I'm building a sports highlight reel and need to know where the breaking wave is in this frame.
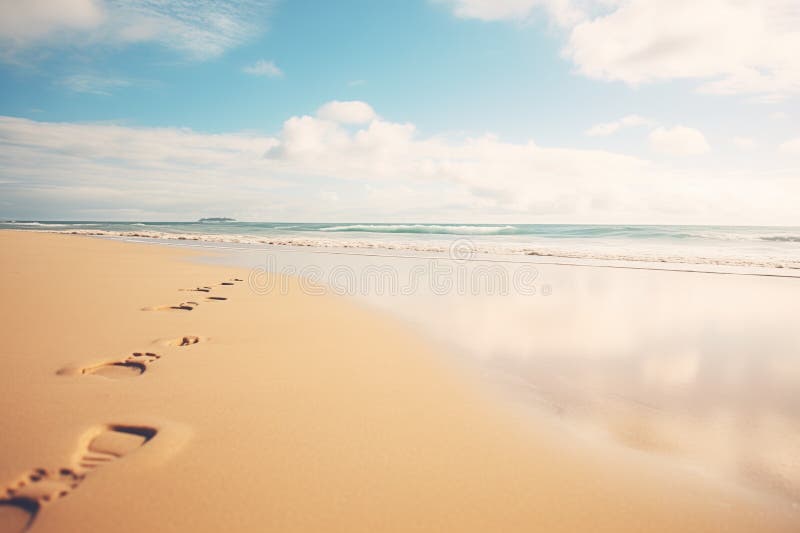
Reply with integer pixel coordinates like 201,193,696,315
319,224,519,235
49,228,800,271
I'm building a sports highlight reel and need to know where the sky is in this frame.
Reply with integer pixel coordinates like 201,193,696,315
0,0,798,224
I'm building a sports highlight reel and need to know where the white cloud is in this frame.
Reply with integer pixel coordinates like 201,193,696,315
0,115,284,219
441,0,800,100
566,1,797,98
0,0,104,42
779,138,800,154
733,137,757,151
648,126,710,156
435,0,587,27
587,117,714,157
0,102,797,223
243,60,283,78
585,114,652,136
568,0,800,100
316,101,377,125
0,0,268,60
58,74,131,95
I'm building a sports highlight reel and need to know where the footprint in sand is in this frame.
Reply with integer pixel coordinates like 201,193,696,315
58,352,161,379
205,296,227,301
219,278,243,286
163,335,201,347
0,425,157,533
59,336,204,379
180,286,212,293
142,301,199,312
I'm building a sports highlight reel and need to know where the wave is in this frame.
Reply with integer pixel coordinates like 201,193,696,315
7,221,800,243
317,225,800,242
759,235,800,242
52,229,800,271
680,231,800,243
1,221,67,226
319,224,519,235
0,222,98,227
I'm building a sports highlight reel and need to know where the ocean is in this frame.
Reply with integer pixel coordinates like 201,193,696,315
3,221,799,272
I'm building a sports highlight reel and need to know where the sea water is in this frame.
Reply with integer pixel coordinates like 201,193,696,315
3,221,800,271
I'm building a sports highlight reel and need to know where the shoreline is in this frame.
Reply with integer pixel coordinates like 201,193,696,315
0,230,798,532
5,221,800,273
33,230,800,280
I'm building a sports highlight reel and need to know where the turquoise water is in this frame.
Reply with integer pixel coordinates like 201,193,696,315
3,221,799,270
3,220,800,239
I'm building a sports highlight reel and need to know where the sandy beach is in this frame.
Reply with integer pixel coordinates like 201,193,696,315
0,230,798,533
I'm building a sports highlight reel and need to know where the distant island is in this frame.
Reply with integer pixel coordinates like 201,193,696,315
198,217,236,223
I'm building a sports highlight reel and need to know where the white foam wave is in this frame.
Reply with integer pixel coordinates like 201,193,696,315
55,229,800,271
759,235,800,243
684,230,800,243
319,224,518,235
1,222,98,227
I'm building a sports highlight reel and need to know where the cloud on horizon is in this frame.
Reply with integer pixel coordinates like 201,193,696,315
648,126,711,156
1,102,797,224
779,138,800,155
316,101,377,124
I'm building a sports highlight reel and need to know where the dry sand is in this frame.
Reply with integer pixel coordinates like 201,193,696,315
0,230,797,532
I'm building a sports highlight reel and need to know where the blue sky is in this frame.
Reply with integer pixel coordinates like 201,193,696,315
0,0,798,223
